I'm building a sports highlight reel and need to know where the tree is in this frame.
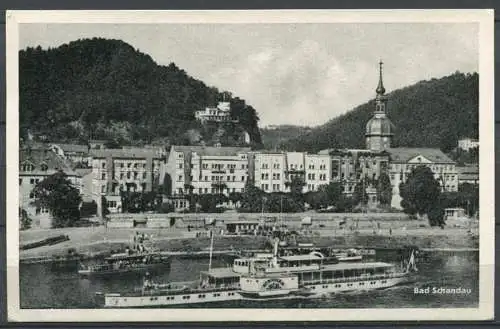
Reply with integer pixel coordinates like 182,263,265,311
198,194,226,213
101,196,110,217
286,175,306,196
304,190,328,210
458,183,479,217
323,182,343,206
399,165,442,224
32,171,82,228
427,204,446,227
335,196,355,213
156,202,174,213
228,191,243,207
377,172,393,206
238,181,266,213
352,179,368,206
161,174,172,196
19,207,32,230
80,201,98,218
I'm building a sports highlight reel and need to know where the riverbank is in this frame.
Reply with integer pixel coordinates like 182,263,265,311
20,221,478,262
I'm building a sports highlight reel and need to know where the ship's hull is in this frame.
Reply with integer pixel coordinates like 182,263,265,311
103,289,241,307
102,275,409,308
79,261,170,278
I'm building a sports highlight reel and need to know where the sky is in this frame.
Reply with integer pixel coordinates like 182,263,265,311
19,23,478,127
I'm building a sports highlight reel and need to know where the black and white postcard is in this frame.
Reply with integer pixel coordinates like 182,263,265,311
5,9,495,322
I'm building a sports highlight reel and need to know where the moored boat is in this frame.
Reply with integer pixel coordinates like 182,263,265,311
79,233,170,278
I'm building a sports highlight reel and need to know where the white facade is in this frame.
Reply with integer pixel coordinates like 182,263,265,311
90,149,163,215
253,152,331,193
458,138,479,151
195,102,233,123
389,153,458,209
304,154,331,192
191,151,249,195
254,153,287,193
166,146,251,197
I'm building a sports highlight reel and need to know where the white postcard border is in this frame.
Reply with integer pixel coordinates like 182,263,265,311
5,9,495,322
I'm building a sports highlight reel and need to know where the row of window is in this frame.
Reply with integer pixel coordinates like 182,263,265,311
260,173,282,180
175,187,243,195
101,182,148,194
21,163,48,172
100,162,152,169
20,178,40,185
198,163,247,170
391,163,455,172
178,175,247,182
260,163,282,170
100,172,149,180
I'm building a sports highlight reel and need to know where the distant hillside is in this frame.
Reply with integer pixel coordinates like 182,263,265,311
19,38,263,148
281,72,478,153
260,125,313,150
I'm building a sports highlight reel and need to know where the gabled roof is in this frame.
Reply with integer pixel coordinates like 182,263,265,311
171,145,251,157
387,148,455,164
19,148,79,176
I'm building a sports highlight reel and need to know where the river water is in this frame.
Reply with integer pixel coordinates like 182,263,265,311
20,251,479,309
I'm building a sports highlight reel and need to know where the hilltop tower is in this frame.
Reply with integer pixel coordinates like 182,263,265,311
365,61,395,151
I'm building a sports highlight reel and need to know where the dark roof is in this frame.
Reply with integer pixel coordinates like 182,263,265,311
90,148,163,159
318,148,388,156
74,168,93,177
171,145,251,157
19,148,79,176
51,143,88,153
365,116,395,136
387,148,455,164
26,142,88,154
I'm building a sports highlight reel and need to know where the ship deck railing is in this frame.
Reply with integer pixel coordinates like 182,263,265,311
134,283,241,296
299,272,407,285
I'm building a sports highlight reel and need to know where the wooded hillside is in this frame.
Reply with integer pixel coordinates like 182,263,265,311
19,38,263,148
281,72,478,153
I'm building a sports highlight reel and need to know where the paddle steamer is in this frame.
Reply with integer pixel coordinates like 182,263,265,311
100,238,417,307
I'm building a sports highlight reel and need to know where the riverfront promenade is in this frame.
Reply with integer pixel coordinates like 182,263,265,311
19,214,479,260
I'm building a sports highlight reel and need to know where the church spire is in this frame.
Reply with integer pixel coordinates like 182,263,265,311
376,60,386,95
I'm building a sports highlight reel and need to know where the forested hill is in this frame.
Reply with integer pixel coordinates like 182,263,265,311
260,125,313,150
19,38,263,148
281,72,478,153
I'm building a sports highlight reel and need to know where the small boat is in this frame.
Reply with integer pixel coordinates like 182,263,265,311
79,233,170,278
79,252,170,278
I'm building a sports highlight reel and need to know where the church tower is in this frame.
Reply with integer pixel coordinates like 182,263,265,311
365,61,395,151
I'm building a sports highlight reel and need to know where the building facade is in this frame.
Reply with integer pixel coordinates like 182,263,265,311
252,151,331,193
458,138,479,151
90,148,164,214
388,148,458,208
165,146,252,206
253,152,287,193
195,101,235,123
456,165,479,186
19,146,82,228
